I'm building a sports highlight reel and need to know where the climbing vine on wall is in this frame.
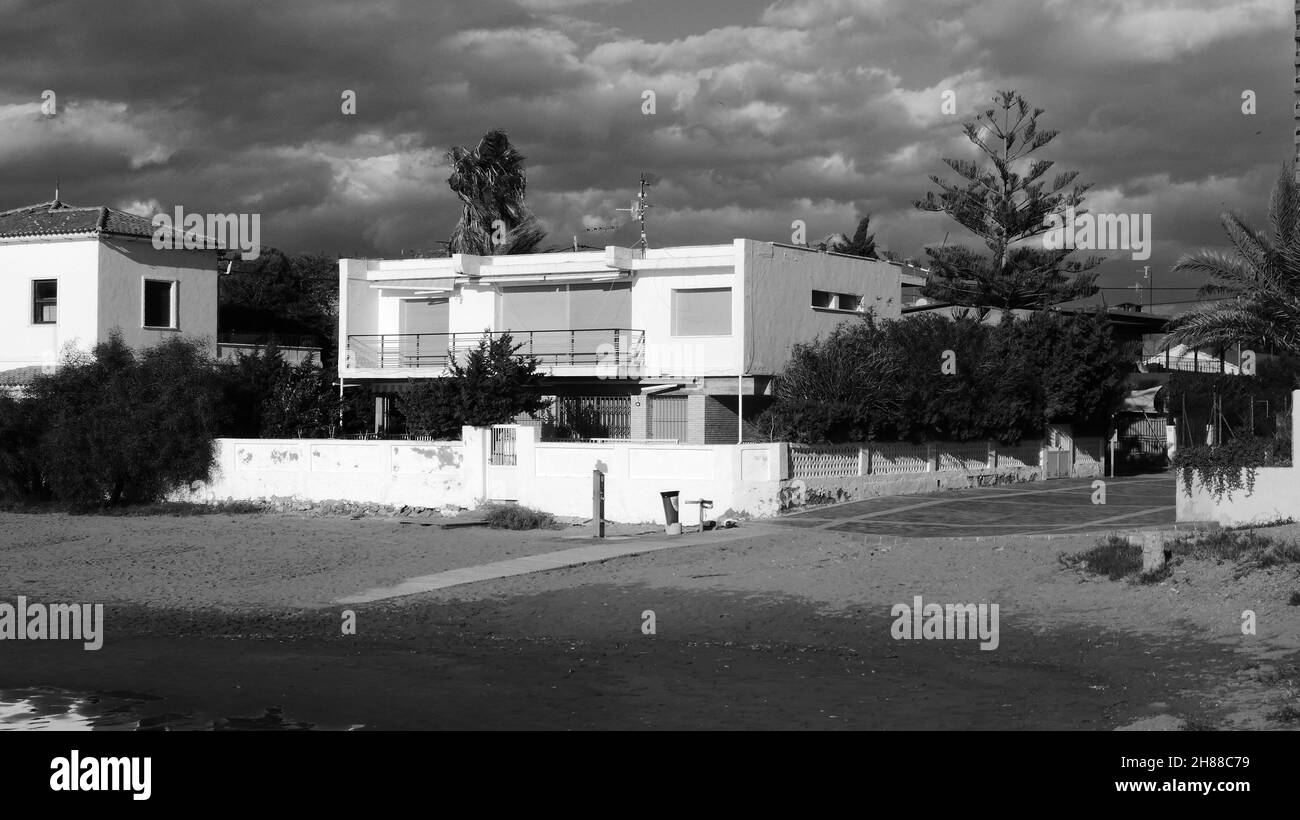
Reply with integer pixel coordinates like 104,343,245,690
1171,437,1273,501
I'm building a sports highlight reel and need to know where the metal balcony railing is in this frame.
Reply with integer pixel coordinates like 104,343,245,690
345,329,645,371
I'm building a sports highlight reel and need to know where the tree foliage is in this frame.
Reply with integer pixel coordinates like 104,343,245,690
219,247,338,358
396,332,551,438
915,90,1100,309
19,332,222,505
815,215,877,257
756,310,1126,444
1164,163,1300,357
446,130,546,255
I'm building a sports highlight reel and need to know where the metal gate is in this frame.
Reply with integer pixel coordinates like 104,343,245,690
487,425,519,500
1114,414,1169,473
650,395,688,442
549,396,631,439
1043,450,1071,479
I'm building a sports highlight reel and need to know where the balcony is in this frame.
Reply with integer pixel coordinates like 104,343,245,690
345,328,645,376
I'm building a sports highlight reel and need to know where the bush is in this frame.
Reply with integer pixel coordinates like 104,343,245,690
0,393,46,500
480,502,556,530
1061,535,1142,580
396,332,550,436
1167,529,1300,577
20,331,221,505
217,348,354,438
755,310,1125,444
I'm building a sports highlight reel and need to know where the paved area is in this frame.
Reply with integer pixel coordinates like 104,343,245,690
336,475,1175,602
770,474,1176,538
333,523,771,604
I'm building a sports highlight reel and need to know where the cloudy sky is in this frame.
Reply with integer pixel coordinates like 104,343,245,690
0,0,1292,305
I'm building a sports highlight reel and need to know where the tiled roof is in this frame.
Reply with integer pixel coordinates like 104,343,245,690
0,200,218,246
0,365,52,387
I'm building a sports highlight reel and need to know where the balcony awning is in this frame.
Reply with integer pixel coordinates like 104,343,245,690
370,277,458,292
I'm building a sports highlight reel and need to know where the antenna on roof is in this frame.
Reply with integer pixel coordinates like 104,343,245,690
616,173,657,251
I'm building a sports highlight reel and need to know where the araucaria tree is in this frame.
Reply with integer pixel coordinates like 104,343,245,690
915,90,1100,310
446,130,546,255
1163,163,1300,356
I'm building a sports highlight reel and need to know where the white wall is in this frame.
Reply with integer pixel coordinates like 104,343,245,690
337,242,916,384
1176,467,1300,526
181,439,470,509
632,266,740,378
743,241,906,375
96,240,218,356
0,238,100,370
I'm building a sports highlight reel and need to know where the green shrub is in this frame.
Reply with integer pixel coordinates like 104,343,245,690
396,332,550,437
1168,529,1300,577
0,393,46,501
1136,564,1173,585
24,331,221,505
1060,535,1142,580
1167,529,1279,562
756,310,1124,444
480,503,556,530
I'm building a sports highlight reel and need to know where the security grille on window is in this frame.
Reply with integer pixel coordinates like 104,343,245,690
32,280,57,324
671,287,732,336
143,280,176,329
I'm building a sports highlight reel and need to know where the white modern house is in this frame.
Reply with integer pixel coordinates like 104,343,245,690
339,239,924,443
0,199,220,394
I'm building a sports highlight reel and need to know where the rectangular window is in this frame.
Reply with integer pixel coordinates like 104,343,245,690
812,289,861,312
496,283,631,331
32,280,57,324
143,279,176,329
672,287,732,336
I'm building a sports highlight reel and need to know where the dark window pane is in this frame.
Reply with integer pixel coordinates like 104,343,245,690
144,280,174,328
32,280,57,324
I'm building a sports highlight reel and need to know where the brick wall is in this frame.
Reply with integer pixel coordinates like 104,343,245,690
685,393,769,444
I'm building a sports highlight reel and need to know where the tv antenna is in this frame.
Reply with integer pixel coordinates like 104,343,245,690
616,173,657,250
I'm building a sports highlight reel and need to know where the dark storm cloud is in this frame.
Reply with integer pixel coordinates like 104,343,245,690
0,0,1290,299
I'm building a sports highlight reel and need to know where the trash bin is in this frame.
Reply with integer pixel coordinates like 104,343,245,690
660,490,681,535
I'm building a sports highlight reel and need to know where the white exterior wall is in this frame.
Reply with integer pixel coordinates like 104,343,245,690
181,438,472,509
96,240,218,355
1176,467,1299,526
743,241,913,375
337,241,919,383
0,236,218,371
632,265,740,378
0,238,100,370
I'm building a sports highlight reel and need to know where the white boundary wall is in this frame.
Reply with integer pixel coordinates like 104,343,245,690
1175,390,1300,527
1175,467,1298,527
181,426,1095,523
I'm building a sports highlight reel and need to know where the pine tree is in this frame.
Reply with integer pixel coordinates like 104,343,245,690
915,90,1100,310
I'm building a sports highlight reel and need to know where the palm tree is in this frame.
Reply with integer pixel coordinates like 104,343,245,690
1164,163,1300,356
445,130,546,255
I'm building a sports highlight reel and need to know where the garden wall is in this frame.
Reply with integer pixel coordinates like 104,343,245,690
180,428,1096,523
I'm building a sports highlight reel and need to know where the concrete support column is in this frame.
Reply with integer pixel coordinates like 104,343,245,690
629,393,651,440
686,392,707,445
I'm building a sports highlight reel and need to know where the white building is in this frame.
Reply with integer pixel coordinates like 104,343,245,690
339,239,924,443
0,199,220,393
